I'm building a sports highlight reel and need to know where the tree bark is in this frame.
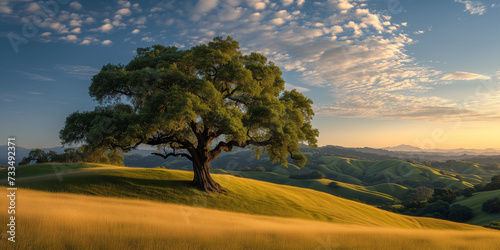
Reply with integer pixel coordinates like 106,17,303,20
192,158,224,193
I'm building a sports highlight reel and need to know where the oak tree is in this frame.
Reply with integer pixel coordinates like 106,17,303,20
60,37,318,192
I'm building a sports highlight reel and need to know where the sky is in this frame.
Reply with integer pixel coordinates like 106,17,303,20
1,0,500,150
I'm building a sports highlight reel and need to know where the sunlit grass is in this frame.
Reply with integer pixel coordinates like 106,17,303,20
1,189,499,249
0,163,486,229
454,189,500,225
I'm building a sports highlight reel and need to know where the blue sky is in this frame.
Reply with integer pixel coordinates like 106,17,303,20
1,0,500,149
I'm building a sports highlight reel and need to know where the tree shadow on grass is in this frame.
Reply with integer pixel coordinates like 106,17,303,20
16,173,208,205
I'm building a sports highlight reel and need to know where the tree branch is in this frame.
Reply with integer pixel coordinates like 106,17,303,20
151,152,193,161
209,137,272,160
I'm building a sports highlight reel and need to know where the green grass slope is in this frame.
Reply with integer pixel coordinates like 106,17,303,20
454,189,500,225
233,171,401,204
0,163,488,230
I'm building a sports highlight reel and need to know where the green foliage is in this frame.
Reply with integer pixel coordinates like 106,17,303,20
241,166,266,172
482,198,500,213
328,181,340,188
492,175,500,183
448,204,474,222
60,37,319,190
418,200,450,219
430,188,456,203
289,170,325,179
483,221,500,230
20,148,49,165
406,186,434,202
484,175,500,191
19,147,123,166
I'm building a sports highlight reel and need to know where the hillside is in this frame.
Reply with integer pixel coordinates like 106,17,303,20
0,163,490,229
1,189,499,249
454,189,500,225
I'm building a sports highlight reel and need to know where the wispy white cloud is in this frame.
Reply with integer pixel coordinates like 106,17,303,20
15,70,55,81
28,91,42,95
285,83,310,92
141,37,155,42
441,72,490,80
54,65,99,80
455,0,487,15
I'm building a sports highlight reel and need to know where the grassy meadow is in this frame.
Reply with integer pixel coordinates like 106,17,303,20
0,163,487,228
1,163,499,249
1,188,499,249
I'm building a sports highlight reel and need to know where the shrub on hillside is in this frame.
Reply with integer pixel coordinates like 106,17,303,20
429,188,456,203
448,204,474,222
482,198,500,213
289,170,325,180
483,221,500,230
474,183,486,192
406,186,434,202
328,181,340,188
484,175,500,191
417,200,450,219
254,166,266,172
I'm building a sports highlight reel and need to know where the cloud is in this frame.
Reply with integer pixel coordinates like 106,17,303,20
49,22,69,33
85,17,95,23
28,91,42,95
55,65,99,80
0,1,12,14
101,40,113,45
118,0,131,8
15,70,55,81
194,0,218,13
131,29,140,34
26,2,41,13
254,2,266,10
441,72,490,80
70,19,82,27
93,23,113,32
80,39,91,45
281,0,294,7
285,83,310,92
61,34,78,42
330,0,354,10
270,18,285,25
70,1,82,10
70,27,81,33
133,16,147,25
117,8,131,16
297,0,305,7
141,37,155,42
455,0,487,15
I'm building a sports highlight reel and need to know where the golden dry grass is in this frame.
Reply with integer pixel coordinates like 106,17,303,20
1,188,499,249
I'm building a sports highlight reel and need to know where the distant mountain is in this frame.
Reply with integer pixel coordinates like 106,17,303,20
383,144,423,152
382,144,500,156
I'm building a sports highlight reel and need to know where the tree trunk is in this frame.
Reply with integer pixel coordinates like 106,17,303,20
192,160,224,193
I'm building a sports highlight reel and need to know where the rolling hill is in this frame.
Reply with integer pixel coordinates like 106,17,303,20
1,163,499,249
454,189,500,225
2,188,500,249
0,163,491,229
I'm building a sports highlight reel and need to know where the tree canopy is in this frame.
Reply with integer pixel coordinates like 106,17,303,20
60,36,318,192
